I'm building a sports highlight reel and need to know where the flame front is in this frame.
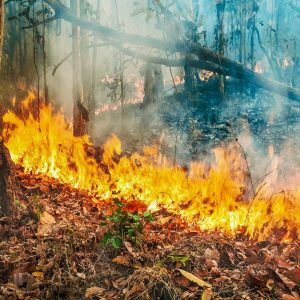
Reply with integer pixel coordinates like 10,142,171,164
2,93,300,242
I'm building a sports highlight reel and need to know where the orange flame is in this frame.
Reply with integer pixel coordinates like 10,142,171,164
95,79,144,115
255,61,263,74
2,93,300,242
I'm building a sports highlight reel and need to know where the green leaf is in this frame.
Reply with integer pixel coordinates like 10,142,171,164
113,215,120,223
144,211,154,222
101,232,112,245
113,198,124,207
127,228,136,238
100,221,108,226
132,214,140,221
111,237,122,249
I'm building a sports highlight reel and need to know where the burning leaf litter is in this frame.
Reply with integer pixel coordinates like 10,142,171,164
0,173,299,299
2,92,300,242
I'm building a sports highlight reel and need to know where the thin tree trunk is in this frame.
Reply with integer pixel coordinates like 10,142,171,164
90,0,101,137
71,0,85,136
216,0,226,97
0,0,4,66
80,0,91,133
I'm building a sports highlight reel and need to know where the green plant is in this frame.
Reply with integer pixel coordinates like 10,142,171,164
100,198,154,249
167,254,189,266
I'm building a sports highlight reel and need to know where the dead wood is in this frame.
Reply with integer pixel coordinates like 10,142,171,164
0,140,16,216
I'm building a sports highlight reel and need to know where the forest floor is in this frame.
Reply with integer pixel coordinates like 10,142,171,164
0,168,300,300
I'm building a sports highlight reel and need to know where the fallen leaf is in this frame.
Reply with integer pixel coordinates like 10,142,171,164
269,268,296,290
202,288,213,300
159,216,171,225
112,255,130,266
178,269,212,288
85,286,105,299
39,183,49,193
285,268,300,285
175,276,190,288
181,291,195,299
0,217,11,224
40,211,56,225
219,251,235,268
275,257,294,271
266,279,274,291
77,272,86,279
124,283,145,299
282,294,298,300
32,271,44,278
37,211,57,237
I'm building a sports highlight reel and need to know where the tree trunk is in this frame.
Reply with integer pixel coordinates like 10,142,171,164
0,0,4,66
71,0,85,136
0,141,16,216
80,0,91,132
90,0,101,138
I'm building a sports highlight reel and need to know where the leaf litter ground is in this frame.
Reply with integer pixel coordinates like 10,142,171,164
0,169,299,300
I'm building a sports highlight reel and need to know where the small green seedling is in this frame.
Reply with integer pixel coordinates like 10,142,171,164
100,198,154,249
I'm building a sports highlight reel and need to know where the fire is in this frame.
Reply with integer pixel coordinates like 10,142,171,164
95,79,144,115
174,75,184,85
255,61,263,74
2,93,300,242
200,70,215,81
282,56,290,69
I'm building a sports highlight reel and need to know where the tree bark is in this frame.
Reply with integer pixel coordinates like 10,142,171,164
0,0,4,66
70,0,85,136
0,141,16,216
90,0,101,137
80,0,91,129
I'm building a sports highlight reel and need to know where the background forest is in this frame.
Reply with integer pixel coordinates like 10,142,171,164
1,0,300,168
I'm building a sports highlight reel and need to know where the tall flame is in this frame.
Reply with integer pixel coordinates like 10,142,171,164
2,93,300,242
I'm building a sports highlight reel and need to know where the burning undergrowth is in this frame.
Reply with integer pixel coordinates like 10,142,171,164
1,92,300,243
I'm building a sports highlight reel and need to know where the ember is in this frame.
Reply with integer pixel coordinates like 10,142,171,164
2,93,300,242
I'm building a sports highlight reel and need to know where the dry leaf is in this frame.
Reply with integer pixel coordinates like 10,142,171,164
85,286,105,299
285,268,300,285
282,295,298,300
202,288,213,300
32,271,44,278
112,255,130,266
40,211,56,225
175,276,190,288
124,241,138,257
266,279,274,291
275,257,294,271
77,272,86,279
124,283,144,299
37,211,57,237
178,269,212,288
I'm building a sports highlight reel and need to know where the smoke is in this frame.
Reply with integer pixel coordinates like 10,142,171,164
3,0,300,195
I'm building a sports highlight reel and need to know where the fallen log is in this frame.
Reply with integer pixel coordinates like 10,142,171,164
0,140,15,216
43,0,300,101
117,44,300,100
